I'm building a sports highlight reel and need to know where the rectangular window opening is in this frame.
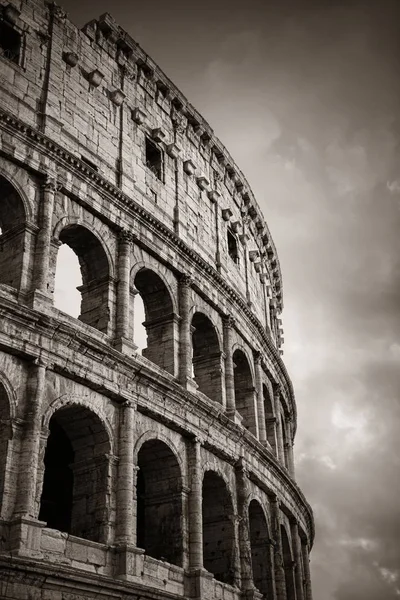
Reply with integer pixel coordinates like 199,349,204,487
228,229,239,264
0,21,22,65
145,138,163,181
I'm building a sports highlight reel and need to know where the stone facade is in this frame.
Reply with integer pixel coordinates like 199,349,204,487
0,1,314,599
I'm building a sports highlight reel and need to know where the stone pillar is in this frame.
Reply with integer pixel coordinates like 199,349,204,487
274,387,285,465
235,461,253,591
115,400,136,545
179,274,195,389
253,351,267,444
270,496,286,600
114,231,137,355
291,522,305,600
188,437,203,571
223,315,236,414
14,359,47,517
286,418,295,478
32,176,57,295
302,541,313,600
268,540,278,600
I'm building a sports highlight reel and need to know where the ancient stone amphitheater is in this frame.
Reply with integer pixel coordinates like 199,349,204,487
0,1,314,599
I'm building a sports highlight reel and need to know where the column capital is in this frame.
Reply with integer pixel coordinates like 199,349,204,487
118,229,135,245
223,314,235,329
179,273,192,288
41,174,61,193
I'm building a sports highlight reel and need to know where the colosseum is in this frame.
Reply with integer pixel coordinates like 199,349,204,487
0,1,314,599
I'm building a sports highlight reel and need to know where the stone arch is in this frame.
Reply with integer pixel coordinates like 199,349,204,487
248,499,274,597
133,429,184,477
0,377,14,516
202,470,235,585
0,174,28,290
136,437,183,566
232,348,257,435
191,311,223,404
281,524,296,600
130,260,178,314
133,266,177,374
52,220,113,334
38,403,112,543
263,383,277,454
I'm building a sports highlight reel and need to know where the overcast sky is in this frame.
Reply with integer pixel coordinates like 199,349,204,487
58,1,400,597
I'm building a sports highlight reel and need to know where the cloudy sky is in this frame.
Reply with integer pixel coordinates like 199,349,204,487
59,1,400,597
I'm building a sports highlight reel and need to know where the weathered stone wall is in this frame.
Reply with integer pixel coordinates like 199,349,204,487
0,0,313,599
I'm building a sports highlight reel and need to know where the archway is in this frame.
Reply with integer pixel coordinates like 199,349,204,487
39,404,111,543
192,312,223,403
233,350,257,434
248,499,273,597
0,176,27,290
134,268,176,375
281,525,296,600
136,439,183,565
202,471,235,584
54,225,111,334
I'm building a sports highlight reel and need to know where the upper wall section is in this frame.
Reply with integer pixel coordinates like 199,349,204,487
0,0,284,349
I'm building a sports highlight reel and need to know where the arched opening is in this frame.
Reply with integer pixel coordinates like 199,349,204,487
54,244,82,318
248,500,273,597
263,384,277,455
202,471,235,585
192,312,223,403
281,525,296,600
0,382,12,515
136,439,183,566
0,176,26,290
233,350,257,435
134,268,176,374
39,405,111,543
54,225,111,334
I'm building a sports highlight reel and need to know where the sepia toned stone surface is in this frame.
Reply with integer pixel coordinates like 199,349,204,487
0,0,313,598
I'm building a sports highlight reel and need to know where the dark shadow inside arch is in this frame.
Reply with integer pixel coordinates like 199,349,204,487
202,471,235,585
55,225,111,334
263,384,277,455
281,525,296,600
192,312,223,403
233,349,257,434
0,176,26,290
39,405,111,543
0,382,12,514
134,268,176,374
248,499,273,597
136,439,183,566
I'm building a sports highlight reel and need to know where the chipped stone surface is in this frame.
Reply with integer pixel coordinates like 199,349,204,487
0,1,313,599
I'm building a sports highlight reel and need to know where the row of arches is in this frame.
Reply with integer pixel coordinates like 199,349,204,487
0,385,302,596
0,174,292,467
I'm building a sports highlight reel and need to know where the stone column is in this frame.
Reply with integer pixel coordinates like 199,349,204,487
302,541,313,600
114,231,137,354
179,274,194,389
188,437,203,571
235,461,253,591
14,358,47,517
268,539,278,600
223,315,236,414
291,522,305,600
273,387,285,465
253,351,267,444
286,418,295,478
270,496,286,600
115,400,136,545
32,176,57,295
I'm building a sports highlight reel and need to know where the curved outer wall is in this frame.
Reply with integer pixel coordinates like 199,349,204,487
0,1,314,600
